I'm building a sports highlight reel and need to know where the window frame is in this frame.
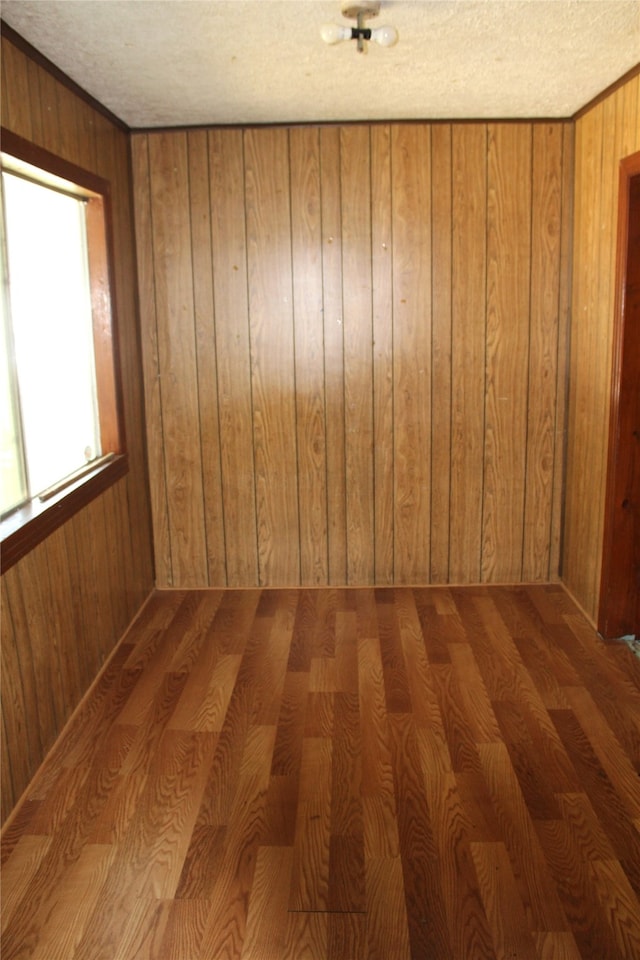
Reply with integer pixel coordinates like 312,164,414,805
0,128,128,573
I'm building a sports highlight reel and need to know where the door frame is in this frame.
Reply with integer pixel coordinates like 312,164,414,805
598,150,640,638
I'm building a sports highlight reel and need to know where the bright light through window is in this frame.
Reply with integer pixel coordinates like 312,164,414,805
1,171,101,515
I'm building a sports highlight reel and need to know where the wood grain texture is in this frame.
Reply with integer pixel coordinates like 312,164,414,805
4,584,640,959
208,128,259,587
1,33,154,823
449,123,487,583
245,127,300,585
187,129,227,585
563,73,640,621
371,124,395,585
132,119,572,589
483,123,532,582
391,124,432,584
341,125,375,584
149,131,209,586
289,126,329,585
320,126,348,586
430,123,453,583
524,123,564,581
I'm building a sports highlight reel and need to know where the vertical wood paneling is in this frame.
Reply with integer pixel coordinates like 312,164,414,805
430,124,453,583
1,35,154,823
320,127,348,586
187,130,227,586
1,40,32,138
549,123,574,580
245,127,300,584
523,124,564,581
134,119,572,591
563,74,640,621
391,124,432,583
483,124,532,581
208,128,258,587
55,80,81,162
450,124,487,583
131,134,172,582
340,126,375,584
1,574,41,812
37,68,62,155
290,127,329,585
148,132,208,587
25,58,45,145
566,103,604,611
371,125,394,585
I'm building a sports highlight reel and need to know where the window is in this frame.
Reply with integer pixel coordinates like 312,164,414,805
0,129,127,571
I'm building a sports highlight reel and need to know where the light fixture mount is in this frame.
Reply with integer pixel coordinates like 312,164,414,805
321,0,398,53
341,1,380,19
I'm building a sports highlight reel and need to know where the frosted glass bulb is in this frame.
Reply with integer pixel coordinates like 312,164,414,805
321,23,351,44
372,24,398,47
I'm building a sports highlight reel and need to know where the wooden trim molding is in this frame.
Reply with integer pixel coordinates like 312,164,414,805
0,127,129,573
1,455,129,573
573,62,640,121
598,149,640,636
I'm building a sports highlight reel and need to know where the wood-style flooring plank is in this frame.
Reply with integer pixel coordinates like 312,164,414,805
470,840,538,960
417,727,496,959
3,585,640,960
241,845,293,959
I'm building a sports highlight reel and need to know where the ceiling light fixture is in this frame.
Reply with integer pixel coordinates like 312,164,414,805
321,2,398,53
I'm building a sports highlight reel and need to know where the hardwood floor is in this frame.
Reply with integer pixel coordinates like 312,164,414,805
2,585,640,959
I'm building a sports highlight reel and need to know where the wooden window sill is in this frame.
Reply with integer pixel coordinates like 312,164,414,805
1,453,128,573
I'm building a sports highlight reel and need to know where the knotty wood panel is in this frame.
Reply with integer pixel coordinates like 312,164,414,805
1,34,154,823
563,73,640,622
133,119,572,588
3,585,640,958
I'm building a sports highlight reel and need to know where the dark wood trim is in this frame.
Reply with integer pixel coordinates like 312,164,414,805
1,454,129,573
573,62,640,121
0,20,129,133
1,128,110,196
598,150,640,637
86,195,127,456
0,126,129,572
130,117,573,136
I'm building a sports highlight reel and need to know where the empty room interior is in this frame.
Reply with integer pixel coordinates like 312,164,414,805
1,1,639,957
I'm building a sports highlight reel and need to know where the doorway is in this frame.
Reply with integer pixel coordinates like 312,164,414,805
598,153,640,639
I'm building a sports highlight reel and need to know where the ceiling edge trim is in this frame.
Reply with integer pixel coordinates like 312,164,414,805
573,61,640,121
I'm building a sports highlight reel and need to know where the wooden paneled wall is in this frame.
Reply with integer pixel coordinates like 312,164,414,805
563,74,640,624
0,34,155,822
133,121,573,589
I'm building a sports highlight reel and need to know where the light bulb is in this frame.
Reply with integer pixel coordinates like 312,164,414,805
321,23,352,44
371,24,398,47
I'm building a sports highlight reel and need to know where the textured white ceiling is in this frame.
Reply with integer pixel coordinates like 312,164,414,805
2,0,639,128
